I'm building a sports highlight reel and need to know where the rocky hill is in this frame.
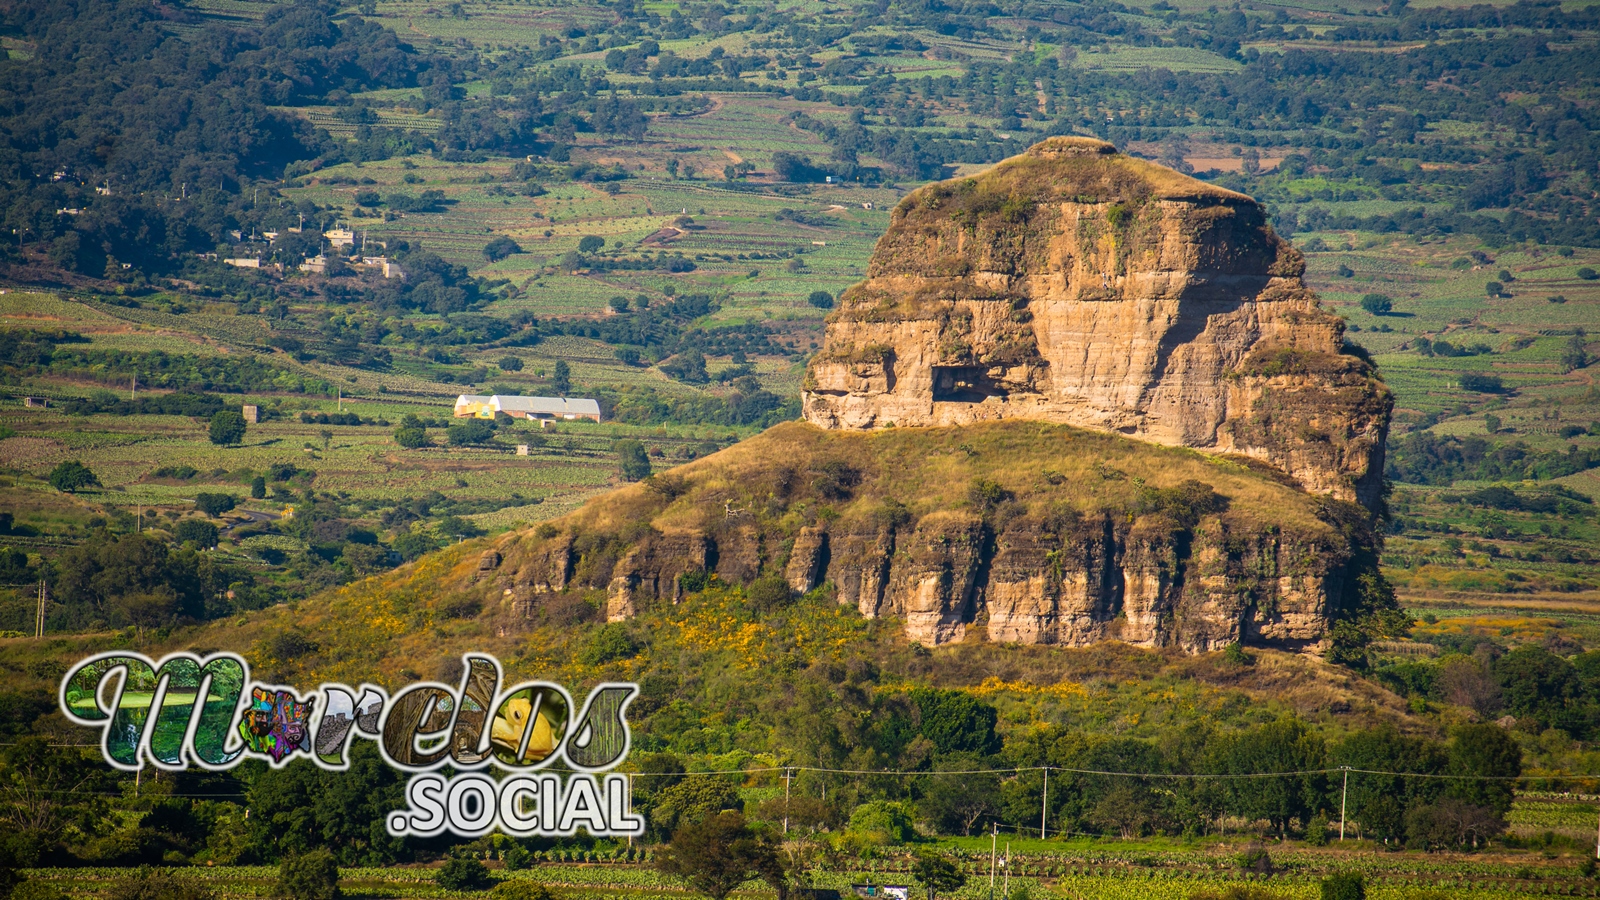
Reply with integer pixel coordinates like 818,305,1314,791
803,136,1391,510
460,420,1387,653
329,141,1398,656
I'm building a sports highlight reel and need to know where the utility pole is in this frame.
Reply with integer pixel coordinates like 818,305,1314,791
783,768,792,835
35,580,46,638
131,374,136,400
1339,766,1351,841
988,824,997,900
1040,767,1049,839
1002,843,1010,900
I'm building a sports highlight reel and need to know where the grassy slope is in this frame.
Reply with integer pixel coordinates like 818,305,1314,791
34,419,1408,745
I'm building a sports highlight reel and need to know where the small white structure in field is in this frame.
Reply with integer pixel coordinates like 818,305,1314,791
242,405,259,423
516,444,530,456
225,257,261,268
454,394,601,423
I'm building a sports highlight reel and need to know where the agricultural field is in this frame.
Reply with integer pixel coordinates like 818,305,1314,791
18,843,1600,898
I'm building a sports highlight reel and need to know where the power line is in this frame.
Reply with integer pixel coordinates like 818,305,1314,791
632,764,1571,782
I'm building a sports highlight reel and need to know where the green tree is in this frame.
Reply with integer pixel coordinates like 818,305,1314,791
209,410,247,446
483,236,522,262
1207,717,1325,837
1483,414,1501,434
244,742,407,863
552,359,572,395
436,858,491,892
649,779,742,838
1561,330,1589,373
194,492,237,516
173,519,219,548
911,687,999,754
617,439,652,482
1484,281,1504,297
498,355,524,371
276,850,341,900
807,291,834,309
910,850,966,900
447,419,495,446
393,531,440,561
48,459,99,492
1329,725,1447,844
656,811,784,900
251,476,267,499
580,623,640,665
394,426,428,449
578,235,606,254
1359,293,1392,315
1445,724,1521,815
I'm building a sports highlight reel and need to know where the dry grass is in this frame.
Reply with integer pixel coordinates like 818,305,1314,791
531,420,1333,544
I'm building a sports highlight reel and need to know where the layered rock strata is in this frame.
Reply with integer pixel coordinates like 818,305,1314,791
471,422,1378,651
802,137,1391,509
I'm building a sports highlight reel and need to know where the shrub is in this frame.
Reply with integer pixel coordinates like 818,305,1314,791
276,849,341,900
208,409,247,446
250,476,266,499
173,518,219,547
1577,267,1598,280
12,881,68,900
745,575,794,611
436,857,492,892
616,439,651,481
491,884,556,900
1458,373,1504,393
501,845,534,872
194,492,237,516
395,426,428,449
393,531,440,561
1359,293,1392,315
1321,872,1364,900
48,459,99,492
447,419,496,446
483,236,523,261
268,630,318,660
498,355,524,371
807,290,834,309
105,868,216,900
580,623,640,665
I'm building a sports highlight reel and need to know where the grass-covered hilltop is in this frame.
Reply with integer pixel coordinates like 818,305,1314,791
5,0,1600,895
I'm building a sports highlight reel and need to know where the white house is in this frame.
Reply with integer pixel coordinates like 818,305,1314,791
453,394,601,423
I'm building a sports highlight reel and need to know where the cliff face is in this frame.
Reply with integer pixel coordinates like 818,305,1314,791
464,422,1382,652
802,137,1391,509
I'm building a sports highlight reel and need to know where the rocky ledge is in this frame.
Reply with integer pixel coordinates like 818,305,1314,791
462,422,1387,652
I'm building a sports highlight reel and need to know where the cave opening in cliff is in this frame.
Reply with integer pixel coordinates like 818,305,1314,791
932,366,1007,403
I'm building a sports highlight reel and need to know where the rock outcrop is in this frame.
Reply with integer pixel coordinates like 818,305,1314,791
449,140,1397,654
802,137,1391,510
468,421,1385,652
